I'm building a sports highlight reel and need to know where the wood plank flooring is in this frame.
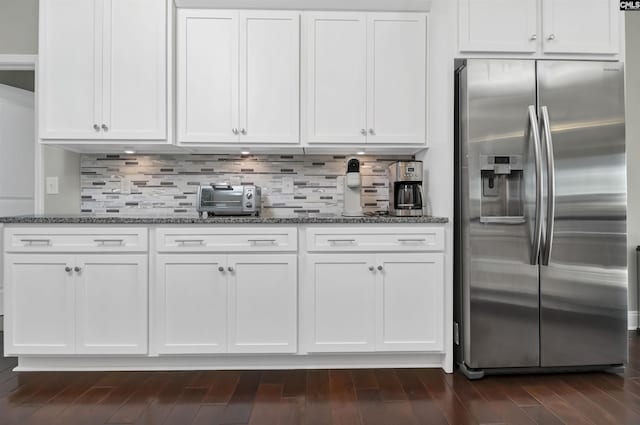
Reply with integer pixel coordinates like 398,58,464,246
1,332,640,424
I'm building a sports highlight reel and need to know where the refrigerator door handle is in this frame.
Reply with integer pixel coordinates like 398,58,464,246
540,106,556,266
528,105,544,266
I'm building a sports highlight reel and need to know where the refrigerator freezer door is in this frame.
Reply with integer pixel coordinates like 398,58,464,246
460,60,541,369
538,61,627,367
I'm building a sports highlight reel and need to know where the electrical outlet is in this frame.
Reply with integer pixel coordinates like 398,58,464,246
46,177,59,195
282,177,294,195
120,178,132,195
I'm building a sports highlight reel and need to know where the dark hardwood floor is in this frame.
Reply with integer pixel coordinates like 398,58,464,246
1,332,640,424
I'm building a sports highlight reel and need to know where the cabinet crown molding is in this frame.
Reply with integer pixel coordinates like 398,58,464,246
175,0,431,12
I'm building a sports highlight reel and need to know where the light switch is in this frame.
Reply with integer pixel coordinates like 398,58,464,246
46,177,59,195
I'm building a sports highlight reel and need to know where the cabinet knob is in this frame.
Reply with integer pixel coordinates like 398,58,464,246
232,128,239,135
101,124,108,131
369,128,375,135
377,265,383,271
218,266,224,272
360,129,367,135
368,265,374,271
240,128,247,135
74,266,81,273
228,266,234,272
93,124,100,131
530,34,537,41
65,266,72,272
547,34,556,41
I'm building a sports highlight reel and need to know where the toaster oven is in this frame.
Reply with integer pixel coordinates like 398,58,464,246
196,184,261,217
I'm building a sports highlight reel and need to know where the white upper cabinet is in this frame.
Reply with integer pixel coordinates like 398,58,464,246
240,12,300,144
101,0,167,139
541,0,620,54
178,10,239,143
458,0,621,56
367,13,427,144
39,0,167,141
177,10,300,145
303,12,368,144
459,0,538,53
304,12,428,146
39,0,100,140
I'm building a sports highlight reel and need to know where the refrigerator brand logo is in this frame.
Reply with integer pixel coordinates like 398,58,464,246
621,1,640,9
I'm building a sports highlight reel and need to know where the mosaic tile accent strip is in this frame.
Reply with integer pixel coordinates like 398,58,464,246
80,154,414,218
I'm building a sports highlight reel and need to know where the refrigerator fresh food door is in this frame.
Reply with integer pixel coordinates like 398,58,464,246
461,60,541,369
538,61,628,367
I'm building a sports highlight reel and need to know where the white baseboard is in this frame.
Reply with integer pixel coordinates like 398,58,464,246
629,311,638,330
15,352,447,372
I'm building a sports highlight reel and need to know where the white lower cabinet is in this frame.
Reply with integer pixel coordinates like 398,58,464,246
305,254,376,352
305,252,444,353
155,254,297,354
4,254,76,355
228,255,297,353
156,255,228,354
376,253,444,352
4,254,148,356
75,255,148,355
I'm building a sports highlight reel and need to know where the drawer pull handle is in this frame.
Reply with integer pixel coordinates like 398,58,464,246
397,238,426,243
175,239,205,245
248,239,277,244
20,239,51,246
94,239,125,245
328,239,356,244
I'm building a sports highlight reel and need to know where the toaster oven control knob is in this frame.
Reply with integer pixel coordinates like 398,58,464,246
246,193,253,199
246,202,253,208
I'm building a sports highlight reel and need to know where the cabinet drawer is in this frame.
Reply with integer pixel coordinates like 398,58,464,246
5,227,148,253
305,227,444,252
156,227,298,252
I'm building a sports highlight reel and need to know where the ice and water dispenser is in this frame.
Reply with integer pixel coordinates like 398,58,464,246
480,155,524,223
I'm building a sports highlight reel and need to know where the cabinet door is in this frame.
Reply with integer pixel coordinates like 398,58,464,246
239,11,300,144
101,0,167,139
75,255,148,354
156,255,228,354
177,10,240,144
39,0,101,139
4,254,75,355
367,13,427,144
459,0,538,53
542,0,619,54
227,254,297,353
375,253,444,351
304,12,367,144
305,254,376,352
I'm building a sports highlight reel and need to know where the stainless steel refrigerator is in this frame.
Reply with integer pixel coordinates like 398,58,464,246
454,59,628,379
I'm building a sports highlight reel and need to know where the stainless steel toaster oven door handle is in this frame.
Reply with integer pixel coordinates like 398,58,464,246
213,184,234,190
397,238,427,242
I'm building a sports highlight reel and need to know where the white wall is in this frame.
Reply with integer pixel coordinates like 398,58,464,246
42,146,80,214
0,0,38,54
626,13,640,321
416,0,456,371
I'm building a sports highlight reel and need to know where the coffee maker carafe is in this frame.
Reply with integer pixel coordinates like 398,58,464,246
389,161,425,216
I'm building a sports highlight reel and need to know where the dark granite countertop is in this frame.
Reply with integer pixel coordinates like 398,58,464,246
0,215,449,225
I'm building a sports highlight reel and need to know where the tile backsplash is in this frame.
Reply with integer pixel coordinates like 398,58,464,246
80,154,414,218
